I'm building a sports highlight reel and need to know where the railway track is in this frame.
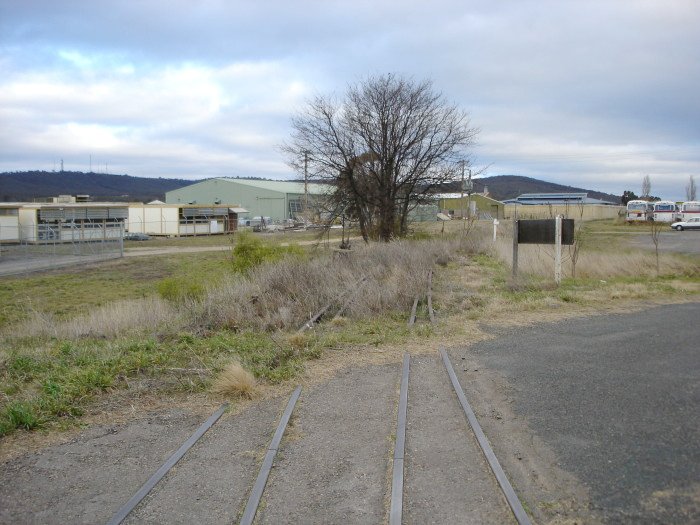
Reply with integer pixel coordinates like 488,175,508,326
105,276,531,524
408,268,435,326
298,276,369,332
106,356,530,524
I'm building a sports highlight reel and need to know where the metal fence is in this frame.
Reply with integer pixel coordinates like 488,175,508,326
0,223,124,277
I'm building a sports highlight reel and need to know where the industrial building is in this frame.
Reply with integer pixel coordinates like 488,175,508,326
165,178,331,222
435,193,505,219
127,202,247,237
1,202,128,243
502,193,617,205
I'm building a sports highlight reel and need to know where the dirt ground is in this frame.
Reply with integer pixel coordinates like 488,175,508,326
0,323,605,525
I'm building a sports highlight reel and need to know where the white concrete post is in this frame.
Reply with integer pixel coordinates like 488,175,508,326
555,214,562,285
512,218,519,279
493,218,499,242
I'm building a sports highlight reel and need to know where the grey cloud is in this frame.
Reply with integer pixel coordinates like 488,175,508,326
0,0,698,200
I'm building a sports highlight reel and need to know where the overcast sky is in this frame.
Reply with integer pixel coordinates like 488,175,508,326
1,0,698,200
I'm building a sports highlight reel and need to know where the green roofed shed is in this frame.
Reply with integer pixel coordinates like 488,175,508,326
165,178,331,222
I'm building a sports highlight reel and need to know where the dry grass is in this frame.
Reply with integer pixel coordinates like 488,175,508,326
3,236,475,341
14,296,183,340
211,362,257,398
197,237,470,332
287,332,309,350
490,237,696,279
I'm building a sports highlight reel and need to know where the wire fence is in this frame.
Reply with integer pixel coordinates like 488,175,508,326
0,223,124,277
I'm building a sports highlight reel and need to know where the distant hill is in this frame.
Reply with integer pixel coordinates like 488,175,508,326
1,171,622,205
0,171,193,202
439,175,621,204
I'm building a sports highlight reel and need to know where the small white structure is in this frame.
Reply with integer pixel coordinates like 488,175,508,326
0,204,21,242
127,203,247,237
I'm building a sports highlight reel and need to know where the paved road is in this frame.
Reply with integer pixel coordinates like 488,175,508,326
591,230,700,255
462,302,700,523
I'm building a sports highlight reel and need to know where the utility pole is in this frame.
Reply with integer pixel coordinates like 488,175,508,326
460,161,465,220
304,151,309,213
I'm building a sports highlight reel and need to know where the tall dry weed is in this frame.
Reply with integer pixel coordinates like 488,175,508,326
14,296,182,340
5,235,484,341
491,237,696,279
197,237,468,332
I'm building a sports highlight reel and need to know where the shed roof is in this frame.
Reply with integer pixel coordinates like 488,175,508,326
503,193,615,205
16,202,128,209
434,193,504,204
211,178,330,195
502,192,617,205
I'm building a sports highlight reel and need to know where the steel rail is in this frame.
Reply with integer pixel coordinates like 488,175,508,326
408,269,435,326
106,403,229,525
239,385,302,525
439,348,532,525
407,295,420,326
299,276,368,332
390,354,411,525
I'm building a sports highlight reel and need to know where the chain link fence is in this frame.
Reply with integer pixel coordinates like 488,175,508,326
0,223,124,277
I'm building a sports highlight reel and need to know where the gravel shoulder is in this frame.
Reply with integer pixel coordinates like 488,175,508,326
256,363,399,524
124,396,285,525
404,355,514,524
0,409,205,524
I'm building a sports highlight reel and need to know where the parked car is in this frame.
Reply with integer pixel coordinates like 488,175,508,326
670,217,700,231
124,232,151,240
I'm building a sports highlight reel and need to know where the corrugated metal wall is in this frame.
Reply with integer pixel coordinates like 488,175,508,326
166,180,289,220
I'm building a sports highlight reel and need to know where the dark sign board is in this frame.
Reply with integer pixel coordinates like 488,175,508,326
517,219,574,245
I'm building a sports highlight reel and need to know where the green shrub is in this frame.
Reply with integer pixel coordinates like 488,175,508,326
157,278,205,303
231,232,304,274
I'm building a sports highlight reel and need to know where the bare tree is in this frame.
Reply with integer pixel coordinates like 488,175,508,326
686,175,697,201
641,175,651,198
283,74,478,242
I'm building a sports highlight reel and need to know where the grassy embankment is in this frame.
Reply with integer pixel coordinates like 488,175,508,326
1,221,698,437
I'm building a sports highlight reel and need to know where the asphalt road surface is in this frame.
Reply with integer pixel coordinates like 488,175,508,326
462,302,700,523
621,230,700,255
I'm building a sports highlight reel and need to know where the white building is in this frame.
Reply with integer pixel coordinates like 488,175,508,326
0,204,21,242
9,203,128,243
127,203,247,236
